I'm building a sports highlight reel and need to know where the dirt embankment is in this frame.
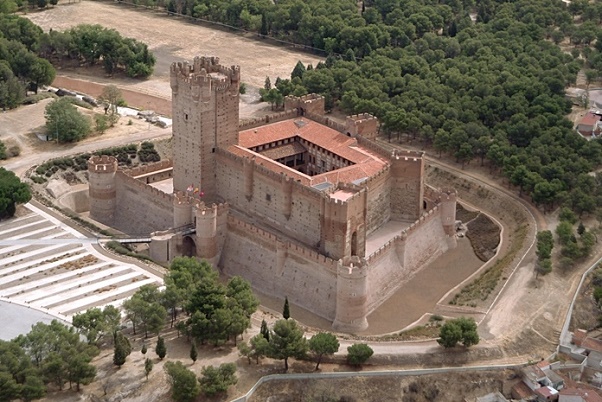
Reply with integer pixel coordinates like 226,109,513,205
248,370,516,402
426,165,535,308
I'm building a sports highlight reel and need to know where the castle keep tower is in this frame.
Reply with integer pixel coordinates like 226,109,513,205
88,155,118,226
170,56,240,197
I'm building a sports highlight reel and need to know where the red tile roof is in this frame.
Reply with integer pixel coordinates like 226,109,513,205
260,142,307,160
512,381,535,399
560,387,602,402
580,112,600,127
581,337,602,353
235,118,388,186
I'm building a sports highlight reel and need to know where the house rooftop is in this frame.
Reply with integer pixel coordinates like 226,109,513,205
560,388,602,402
535,386,558,398
581,112,601,126
581,337,602,353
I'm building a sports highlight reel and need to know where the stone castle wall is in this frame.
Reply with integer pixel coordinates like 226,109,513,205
363,166,391,235
221,215,338,321
216,149,324,247
364,206,449,313
113,171,174,235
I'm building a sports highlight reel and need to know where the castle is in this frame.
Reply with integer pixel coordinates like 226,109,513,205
88,56,457,333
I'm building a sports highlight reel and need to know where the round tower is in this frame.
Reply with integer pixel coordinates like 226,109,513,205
173,191,194,228
333,256,369,333
88,155,118,226
195,202,218,264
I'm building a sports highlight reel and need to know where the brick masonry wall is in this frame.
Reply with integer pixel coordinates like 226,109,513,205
365,207,450,314
114,173,174,235
221,217,337,321
216,154,322,247
365,170,391,235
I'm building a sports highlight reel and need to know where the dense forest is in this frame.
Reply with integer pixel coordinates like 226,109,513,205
121,0,602,216
0,12,155,109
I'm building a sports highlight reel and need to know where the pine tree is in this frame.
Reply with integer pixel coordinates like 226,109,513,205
291,61,306,80
264,77,271,91
190,343,198,363
156,336,167,360
141,343,147,355
144,358,153,381
283,297,290,320
260,13,269,36
113,331,131,367
260,319,270,341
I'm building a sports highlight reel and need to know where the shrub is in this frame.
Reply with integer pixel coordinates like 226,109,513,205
346,343,373,366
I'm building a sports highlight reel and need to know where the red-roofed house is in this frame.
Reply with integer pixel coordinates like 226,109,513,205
578,112,601,136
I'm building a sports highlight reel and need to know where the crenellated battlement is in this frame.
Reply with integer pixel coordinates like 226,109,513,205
115,170,174,204
194,201,229,216
284,94,325,116
366,206,440,264
304,112,346,132
345,113,379,139
238,109,299,131
362,165,390,188
88,155,118,173
124,160,173,178
170,56,240,93
173,191,193,206
391,149,424,161
347,113,376,124
355,136,394,160
338,255,368,274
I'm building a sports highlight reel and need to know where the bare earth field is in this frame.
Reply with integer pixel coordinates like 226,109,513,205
24,1,323,93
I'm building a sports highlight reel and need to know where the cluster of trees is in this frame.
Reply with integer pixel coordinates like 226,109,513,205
239,317,373,370
44,97,92,142
0,10,154,109
0,167,31,219
172,0,602,217
0,320,98,400
555,208,596,269
163,361,237,401
39,24,155,78
437,317,479,348
164,257,259,346
120,258,259,347
0,15,55,108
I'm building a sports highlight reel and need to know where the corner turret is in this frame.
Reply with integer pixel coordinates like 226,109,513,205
88,155,118,226
333,256,368,333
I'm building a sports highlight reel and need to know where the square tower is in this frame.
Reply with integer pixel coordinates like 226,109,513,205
170,56,240,197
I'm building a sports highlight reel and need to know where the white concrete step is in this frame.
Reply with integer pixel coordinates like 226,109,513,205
0,261,115,297
0,218,47,237
0,244,83,270
0,247,86,285
56,278,158,316
34,271,145,309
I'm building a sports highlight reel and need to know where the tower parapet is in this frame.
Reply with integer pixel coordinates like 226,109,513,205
88,155,118,226
390,149,425,221
171,56,240,198
284,94,325,116
333,256,368,333
345,113,378,139
173,191,194,228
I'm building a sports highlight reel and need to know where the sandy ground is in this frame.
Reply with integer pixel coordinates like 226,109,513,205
24,1,323,91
